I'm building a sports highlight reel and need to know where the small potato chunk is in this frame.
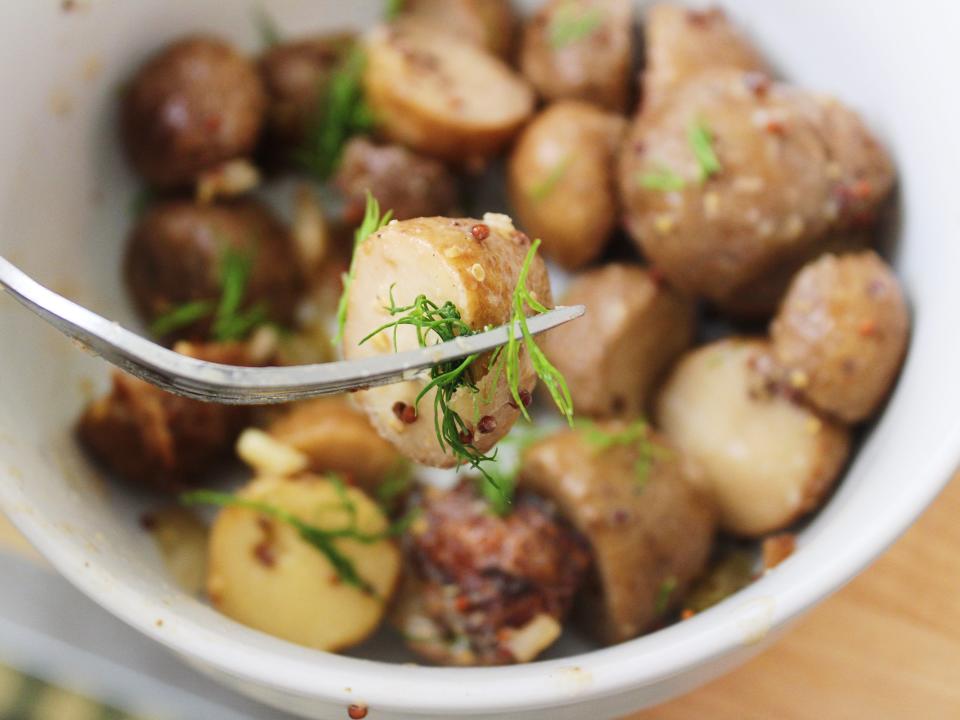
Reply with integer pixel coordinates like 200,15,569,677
265,396,405,493
125,199,304,343
657,339,851,537
643,4,767,109
520,423,716,644
343,214,551,468
395,0,517,58
520,0,633,113
363,25,535,164
540,264,695,418
771,252,909,423
207,475,401,652
122,37,265,188
618,69,895,316
508,102,626,269
336,137,459,222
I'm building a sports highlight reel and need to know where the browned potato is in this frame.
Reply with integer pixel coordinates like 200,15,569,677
657,338,851,537
395,0,517,58
520,0,633,113
520,423,716,644
508,101,626,269
770,251,909,423
343,214,551,468
122,37,266,188
619,68,895,316
540,264,696,418
207,475,400,652
643,4,767,109
258,33,356,157
125,199,304,342
363,25,535,164
335,137,459,222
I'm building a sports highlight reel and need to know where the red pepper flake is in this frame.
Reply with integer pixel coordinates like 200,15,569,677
455,595,471,612
347,704,368,719
858,319,877,337
253,517,276,568
471,223,490,242
458,428,475,445
392,401,418,424
743,72,771,98
849,179,873,199
477,415,497,434
765,119,786,135
681,608,695,621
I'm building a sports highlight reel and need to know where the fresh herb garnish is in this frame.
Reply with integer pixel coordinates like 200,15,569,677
529,156,573,201
688,119,722,182
333,192,394,346
253,5,282,48
580,419,668,489
297,47,374,181
150,300,214,338
655,575,678,615
549,1,603,48
639,166,686,192
385,0,406,20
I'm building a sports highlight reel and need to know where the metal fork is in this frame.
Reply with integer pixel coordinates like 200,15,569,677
0,256,584,405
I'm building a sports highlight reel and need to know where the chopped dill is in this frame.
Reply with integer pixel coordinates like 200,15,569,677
333,192,394,346
639,166,686,192
296,47,374,182
150,300,213,338
549,1,604,48
529,155,573,201
580,419,668,489
688,119,722,182
375,461,414,510
655,575,678,615
252,5,282,48
385,0,406,20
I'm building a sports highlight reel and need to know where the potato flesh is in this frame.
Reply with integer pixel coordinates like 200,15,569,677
207,475,400,652
343,215,551,468
396,0,516,58
657,339,850,537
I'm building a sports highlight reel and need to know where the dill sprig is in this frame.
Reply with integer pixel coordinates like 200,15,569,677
296,47,374,182
549,1,603,48
529,155,573,201
654,575,678,615
579,419,668,489
333,192,394,346
639,166,686,192
688,119,722,182
181,485,412,595
385,0,406,20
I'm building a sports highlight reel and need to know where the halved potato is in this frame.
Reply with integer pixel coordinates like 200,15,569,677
207,475,400,651
657,338,851,537
363,25,535,164
394,0,517,58
343,214,551,467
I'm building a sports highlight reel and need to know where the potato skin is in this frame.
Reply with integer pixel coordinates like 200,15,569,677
125,199,303,343
520,423,716,644
771,251,909,423
657,338,851,537
618,68,895,316
540,264,696,419
207,475,400,652
343,215,551,468
122,37,265,188
363,25,535,164
396,0,517,58
520,0,633,113
508,102,626,269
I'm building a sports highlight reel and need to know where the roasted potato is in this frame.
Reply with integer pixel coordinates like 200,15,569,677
657,338,851,537
520,423,716,644
121,37,265,188
520,0,633,113
363,25,535,164
393,480,590,666
335,137,459,222
508,101,626,269
343,214,551,467
207,475,400,652
394,0,517,58
643,4,767,109
540,264,696,418
125,199,304,343
770,251,909,423
258,33,356,158
619,68,895,315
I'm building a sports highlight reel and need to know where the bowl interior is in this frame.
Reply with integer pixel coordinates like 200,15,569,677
1,0,959,717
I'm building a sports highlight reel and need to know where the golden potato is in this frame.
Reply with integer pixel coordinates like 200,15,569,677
520,0,634,113
770,251,909,423
521,423,716,644
540,264,696,418
508,101,626,269
207,475,400,651
657,338,851,537
343,214,551,468
395,0,517,58
363,25,534,164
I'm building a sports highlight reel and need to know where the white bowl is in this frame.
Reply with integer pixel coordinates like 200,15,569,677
2,1,959,718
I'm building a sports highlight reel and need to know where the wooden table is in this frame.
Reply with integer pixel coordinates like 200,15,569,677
2,478,959,718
